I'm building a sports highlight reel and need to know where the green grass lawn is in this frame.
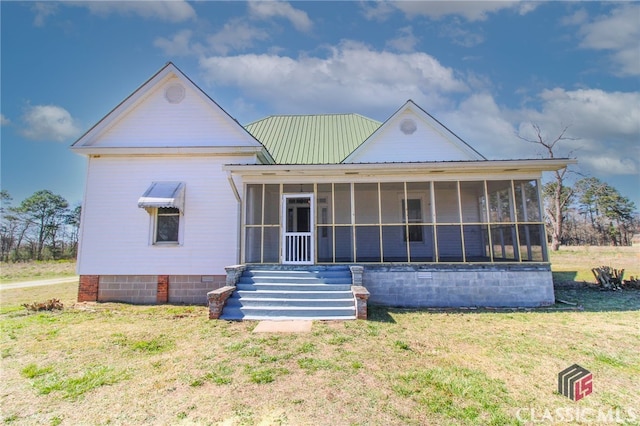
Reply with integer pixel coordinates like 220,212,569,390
0,260,77,284
1,248,639,425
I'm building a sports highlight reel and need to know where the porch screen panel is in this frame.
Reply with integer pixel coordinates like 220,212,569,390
263,184,280,225
463,225,488,261
380,183,406,261
356,226,381,262
491,224,519,261
317,227,333,262
263,227,279,263
380,183,404,223
514,180,541,222
406,182,432,222
518,224,545,261
382,226,407,262
436,225,463,262
334,226,353,262
487,181,513,222
435,182,460,223
355,183,379,224
245,227,262,263
459,182,484,223
334,184,351,224
317,184,333,224
409,226,434,262
246,184,263,225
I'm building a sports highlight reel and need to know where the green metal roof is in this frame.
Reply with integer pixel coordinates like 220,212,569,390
245,114,381,164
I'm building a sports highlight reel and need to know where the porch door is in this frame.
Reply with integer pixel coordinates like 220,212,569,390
282,194,314,264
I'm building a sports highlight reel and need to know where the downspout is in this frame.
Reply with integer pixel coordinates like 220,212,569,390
226,171,242,265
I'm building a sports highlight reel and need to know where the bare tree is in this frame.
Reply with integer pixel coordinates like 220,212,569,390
518,123,577,251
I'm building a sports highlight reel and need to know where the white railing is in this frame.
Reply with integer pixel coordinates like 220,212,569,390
284,232,313,264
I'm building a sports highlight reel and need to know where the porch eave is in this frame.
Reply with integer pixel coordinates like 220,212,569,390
223,158,576,177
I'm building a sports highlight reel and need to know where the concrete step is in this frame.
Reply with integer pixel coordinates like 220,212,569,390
226,297,355,308
238,276,350,285
235,290,353,299
236,283,352,292
244,270,352,279
219,313,357,321
219,306,356,320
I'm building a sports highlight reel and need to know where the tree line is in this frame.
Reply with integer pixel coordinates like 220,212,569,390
518,123,638,250
552,176,638,247
1,190,80,262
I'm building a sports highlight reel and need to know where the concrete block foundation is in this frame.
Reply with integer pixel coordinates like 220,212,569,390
79,275,226,305
362,263,554,308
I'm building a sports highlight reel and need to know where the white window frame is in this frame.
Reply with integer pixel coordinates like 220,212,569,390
151,207,183,246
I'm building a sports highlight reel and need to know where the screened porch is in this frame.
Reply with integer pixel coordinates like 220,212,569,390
243,179,547,264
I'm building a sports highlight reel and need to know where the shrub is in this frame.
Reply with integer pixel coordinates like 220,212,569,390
22,299,63,312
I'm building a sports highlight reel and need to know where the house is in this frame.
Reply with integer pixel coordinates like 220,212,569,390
72,63,575,318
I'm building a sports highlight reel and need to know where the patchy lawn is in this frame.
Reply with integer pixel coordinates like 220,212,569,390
1,247,638,425
1,286,639,425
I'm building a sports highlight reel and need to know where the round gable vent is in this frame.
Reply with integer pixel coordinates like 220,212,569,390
165,83,186,104
400,118,417,135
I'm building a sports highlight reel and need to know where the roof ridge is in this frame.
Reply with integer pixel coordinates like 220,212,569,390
246,112,382,123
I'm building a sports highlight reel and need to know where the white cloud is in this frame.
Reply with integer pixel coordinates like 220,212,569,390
74,0,196,23
429,88,640,180
21,105,81,142
199,41,468,115
439,19,484,47
0,114,10,126
392,1,536,22
503,88,640,177
360,1,396,21
207,19,270,55
386,26,419,53
31,2,58,27
580,155,637,176
536,88,640,141
438,93,519,158
248,1,313,32
154,29,201,57
569,4,640,76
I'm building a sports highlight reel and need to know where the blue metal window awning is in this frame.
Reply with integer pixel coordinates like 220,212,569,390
138,182,185,211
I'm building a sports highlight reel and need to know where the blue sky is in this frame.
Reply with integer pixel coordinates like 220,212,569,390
1,1,639,209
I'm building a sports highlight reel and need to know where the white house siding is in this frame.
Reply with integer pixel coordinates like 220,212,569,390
93,76,260,148
77,155,252,276
346,110,475,163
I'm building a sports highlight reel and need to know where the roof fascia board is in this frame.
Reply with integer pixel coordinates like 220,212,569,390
225,158,577,175
71,146,269,156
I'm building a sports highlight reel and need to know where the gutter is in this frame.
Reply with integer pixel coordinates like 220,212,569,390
226,171,241,203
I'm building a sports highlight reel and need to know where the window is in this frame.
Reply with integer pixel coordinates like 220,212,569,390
402,199,423,242
156,207,180,243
